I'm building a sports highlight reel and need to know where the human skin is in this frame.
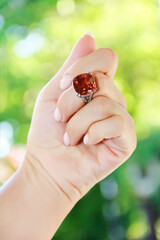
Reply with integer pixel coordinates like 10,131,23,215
0,33,137,240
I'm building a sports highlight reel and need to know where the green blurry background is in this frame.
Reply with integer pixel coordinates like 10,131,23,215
0,0,160,239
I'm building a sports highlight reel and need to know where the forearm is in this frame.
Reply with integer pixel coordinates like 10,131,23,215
0,155,74,240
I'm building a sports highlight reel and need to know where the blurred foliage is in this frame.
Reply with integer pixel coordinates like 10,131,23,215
0,0,160,239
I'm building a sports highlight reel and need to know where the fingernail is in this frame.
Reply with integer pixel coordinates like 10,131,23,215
54,107,61,121
84,32,95,38
60,75,72,90
63,132,70,146
83,134,89,145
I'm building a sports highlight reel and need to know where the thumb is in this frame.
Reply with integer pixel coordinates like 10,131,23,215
41,32,96,101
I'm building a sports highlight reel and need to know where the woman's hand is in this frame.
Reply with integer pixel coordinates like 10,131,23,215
26,33,137,203
0,33,137,240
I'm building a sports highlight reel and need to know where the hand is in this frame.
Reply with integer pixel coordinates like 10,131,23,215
26,33,137,203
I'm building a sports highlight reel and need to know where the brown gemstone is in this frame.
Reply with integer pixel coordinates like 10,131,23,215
72,73,96,95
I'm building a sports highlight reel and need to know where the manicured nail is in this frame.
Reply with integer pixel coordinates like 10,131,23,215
83,134,89,145
54,107,61,121
63,132,70,146
60,75,72,90
84,32,95,38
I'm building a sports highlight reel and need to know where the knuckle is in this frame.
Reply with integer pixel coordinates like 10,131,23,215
97,48,118,65
128,114,135,127
37,87,45,101
111,49,118,66
92,96,110,115
133,136,137,151
129,116,137,150
111,49,118,62
122,95,127,108
126,113,137,152
93,71,106,81
116,115,125,132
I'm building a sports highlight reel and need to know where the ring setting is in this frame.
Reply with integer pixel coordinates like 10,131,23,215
72,72,97,103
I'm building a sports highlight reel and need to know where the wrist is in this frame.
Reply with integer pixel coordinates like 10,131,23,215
21,152,75,239
0,152,75,240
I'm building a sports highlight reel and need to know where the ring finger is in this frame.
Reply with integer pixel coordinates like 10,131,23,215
54,72,127,122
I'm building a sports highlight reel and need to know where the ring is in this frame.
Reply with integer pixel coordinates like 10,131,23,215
72,72,97,103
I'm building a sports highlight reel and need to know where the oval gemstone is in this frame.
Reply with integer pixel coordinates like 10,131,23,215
72,73,96,95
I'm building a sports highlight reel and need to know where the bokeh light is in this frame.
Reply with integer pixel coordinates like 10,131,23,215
100,177,118,200
127,221,149,239
0,15,5,30
0,122,13,158
102,201,120,221
108,225,125,240
13,30,45,58
87,0,105,5
0,0,160,239
5,24,28,40
57,0,75,17
8,0,27,9
9,145,26,169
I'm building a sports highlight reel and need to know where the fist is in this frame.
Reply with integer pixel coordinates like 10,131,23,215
26,33,137,203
